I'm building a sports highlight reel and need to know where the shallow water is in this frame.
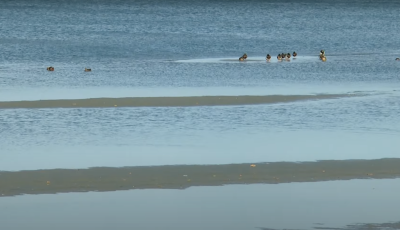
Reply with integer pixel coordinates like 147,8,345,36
1,0,400,101
1,179,399,230
1,54,400,101
1,0,400,171
1,93,400,171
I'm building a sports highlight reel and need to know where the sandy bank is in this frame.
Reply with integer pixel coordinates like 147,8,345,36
0,93,362,109
1,158,399,197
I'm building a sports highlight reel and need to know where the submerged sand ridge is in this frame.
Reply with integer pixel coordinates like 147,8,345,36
0,93,364,109
1,158,400,197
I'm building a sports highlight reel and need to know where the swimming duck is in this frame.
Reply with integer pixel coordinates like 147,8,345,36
239,53,247,61
277,54,282,60
281,53,286,58
47,67,54,71
396,58,400,61
285,53,291,61
319,50,326,60
84,68,91,72
293,51,297,57
266,54,271,61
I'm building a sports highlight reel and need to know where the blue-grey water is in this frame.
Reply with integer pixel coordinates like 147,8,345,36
2,0,400,228
1,0,400,171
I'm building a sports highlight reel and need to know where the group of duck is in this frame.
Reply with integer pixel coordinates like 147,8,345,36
239,50,327,62
46,67,91,72
270,51,298,61
46,50,399,71
240,50,400,62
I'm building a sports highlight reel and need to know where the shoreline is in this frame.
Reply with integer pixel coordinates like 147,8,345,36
1,158,399,197
0,93,363,109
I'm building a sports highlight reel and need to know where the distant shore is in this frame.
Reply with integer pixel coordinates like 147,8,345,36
1,158,399,197
0,93,363,109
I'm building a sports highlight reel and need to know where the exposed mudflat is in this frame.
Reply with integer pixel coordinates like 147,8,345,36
1,158,399,197
0,93,363,109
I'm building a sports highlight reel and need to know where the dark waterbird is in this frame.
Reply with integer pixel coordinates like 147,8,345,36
239,53,248,61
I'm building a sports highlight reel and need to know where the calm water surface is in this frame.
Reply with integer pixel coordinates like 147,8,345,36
1,93,400,171
1,0,400,170
1,179,399,230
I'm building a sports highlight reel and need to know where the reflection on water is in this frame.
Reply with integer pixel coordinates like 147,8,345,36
1,131,400,171
0,179,399,230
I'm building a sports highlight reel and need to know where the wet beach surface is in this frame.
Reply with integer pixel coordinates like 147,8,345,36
1,179,400,230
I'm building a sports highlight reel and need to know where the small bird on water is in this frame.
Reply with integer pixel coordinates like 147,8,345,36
286,53,291,61
319,50,326,62
239,53,248,61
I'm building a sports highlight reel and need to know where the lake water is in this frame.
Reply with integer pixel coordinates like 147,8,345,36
1,0,400,171
2,0,400,228
0,0,400,170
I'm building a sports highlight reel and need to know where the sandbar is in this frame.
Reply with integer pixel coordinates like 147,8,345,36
1,158,399,197
0,93,363,109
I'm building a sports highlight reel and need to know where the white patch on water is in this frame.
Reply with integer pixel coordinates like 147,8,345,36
175,56,319,63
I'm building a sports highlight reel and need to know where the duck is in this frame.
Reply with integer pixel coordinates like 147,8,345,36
47,67,54,71
239,53,247,61
84,68,92,72
281,53,286,58
266,54,271,61
319,50,326,60
292,51,297,57
277,54,282,61
286,53,290,61
396,58,400,61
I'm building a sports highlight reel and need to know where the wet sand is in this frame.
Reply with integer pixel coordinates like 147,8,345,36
312,222,400,230
1,158,399,197
0,93,363,109
2,179,399,230
259,221,400,230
